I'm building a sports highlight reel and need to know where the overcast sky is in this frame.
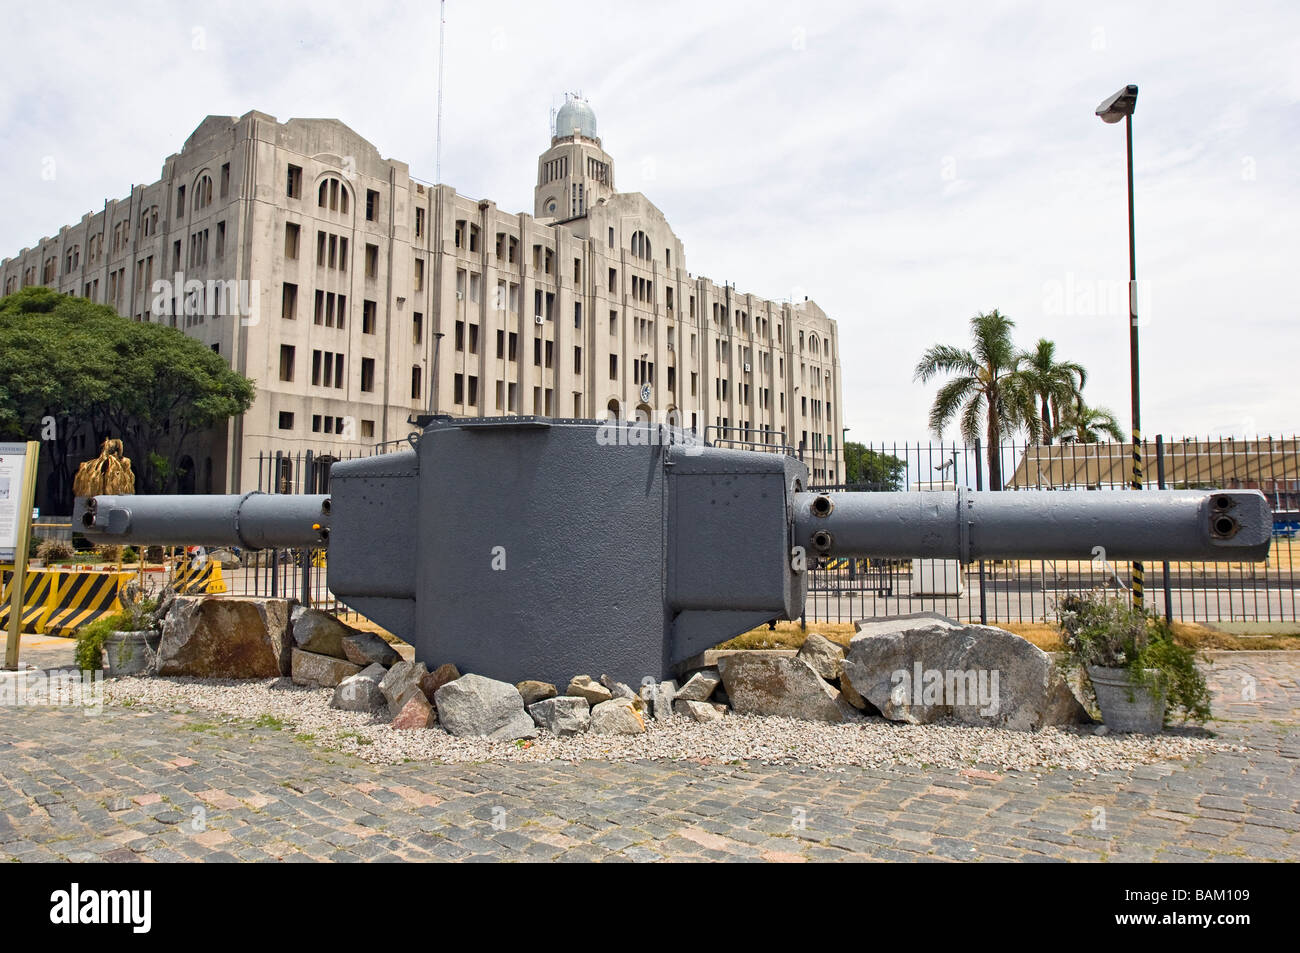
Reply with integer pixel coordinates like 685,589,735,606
3,0,1296,443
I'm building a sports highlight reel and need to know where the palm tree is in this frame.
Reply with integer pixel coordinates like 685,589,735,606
914,309,1037,490
1057,399,1125,443
1019,338,1086,445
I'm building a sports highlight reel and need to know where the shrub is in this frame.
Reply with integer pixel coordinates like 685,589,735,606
37,538,75,562
74,613,124,671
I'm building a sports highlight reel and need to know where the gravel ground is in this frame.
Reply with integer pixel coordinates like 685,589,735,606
103,675,1239,773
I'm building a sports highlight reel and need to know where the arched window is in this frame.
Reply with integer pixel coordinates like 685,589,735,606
810,334,819,356
193,174,213,211
317,176,350,214
606,397,621,421
630,230,651,261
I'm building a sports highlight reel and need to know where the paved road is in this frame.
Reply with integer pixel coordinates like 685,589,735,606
1,653,1296,862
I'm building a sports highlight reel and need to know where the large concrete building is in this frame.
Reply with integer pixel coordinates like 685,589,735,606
2,98,844,496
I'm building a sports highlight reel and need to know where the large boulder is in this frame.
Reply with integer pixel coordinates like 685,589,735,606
842,621,1089,730
331,663,388,712
676,668,721,702
565,675,613,705
717,654,852,723
341,631,402,668
517,680,557,707
645,680,677,721
380,661,430,717
589,698,646,735
796,633,844,681
528,696,590,736
290,605,353,660
391,692,437,729
291,648,362,688
674,699,727,723
420,663,461,701
156,597,293,678
434,674,538,740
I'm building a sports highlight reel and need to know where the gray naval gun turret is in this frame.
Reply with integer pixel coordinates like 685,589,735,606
75,417,1272,686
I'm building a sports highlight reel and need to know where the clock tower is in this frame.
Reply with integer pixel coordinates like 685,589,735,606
535,94,615,220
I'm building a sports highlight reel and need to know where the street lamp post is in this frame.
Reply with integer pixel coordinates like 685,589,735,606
1095,83,1144,609
429,331,446,416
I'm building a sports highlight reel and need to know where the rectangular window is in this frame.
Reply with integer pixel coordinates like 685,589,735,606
312,414,321,433
455,320,464,351
361,357,375,392
365,243,378,279
414,257,424,291
215,221,226,258
574,302,582,328
454,373,464,403
366,189,379,221
496,329,505,359
413,312,423,345
411,365,422,400
508,331,517,362
574,346,582,374
278,411,294,430
608,268,616,293
336,295,347,330
608,226,614,248
609,354,618,380
279,344,295,381
220,162,230,198
334,353,345,389
312,349,321,385
533,338,541,367
285,222,300,259
362,299,377,334
281,282,297,320
287,164,302,198
415,207,425,238
361,419,375,438
468,324,479,354
468,376,478,406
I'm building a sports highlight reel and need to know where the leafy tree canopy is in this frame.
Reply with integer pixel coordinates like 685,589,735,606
0,287,254,506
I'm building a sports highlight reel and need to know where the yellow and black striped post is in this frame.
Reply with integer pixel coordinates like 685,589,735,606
1130,431,1144,610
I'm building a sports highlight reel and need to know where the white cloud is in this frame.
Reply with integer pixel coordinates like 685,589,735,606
2,0,1296,440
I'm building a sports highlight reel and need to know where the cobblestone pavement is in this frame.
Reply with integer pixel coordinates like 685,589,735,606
1,652,1295,862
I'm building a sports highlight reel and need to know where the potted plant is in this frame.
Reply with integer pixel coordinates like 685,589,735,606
81,582,162,677
1057,591,1211,733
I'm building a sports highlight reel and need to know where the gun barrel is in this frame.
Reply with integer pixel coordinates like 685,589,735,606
75,493,331,550
792,488,1272,562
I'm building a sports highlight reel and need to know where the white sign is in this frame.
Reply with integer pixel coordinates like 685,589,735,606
0,443,27,560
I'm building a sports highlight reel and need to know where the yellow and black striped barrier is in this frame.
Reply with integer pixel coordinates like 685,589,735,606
170,559,227,594
0,566,132,636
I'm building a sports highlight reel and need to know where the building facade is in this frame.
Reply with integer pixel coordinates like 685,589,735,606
1,99,844,496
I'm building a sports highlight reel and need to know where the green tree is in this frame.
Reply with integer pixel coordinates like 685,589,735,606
844,442,906,490
913,309,1036,490
0,287,255,508
1018,338,1086,445
1057,399,1125,444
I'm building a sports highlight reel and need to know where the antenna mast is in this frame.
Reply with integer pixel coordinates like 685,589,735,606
435,0,447,183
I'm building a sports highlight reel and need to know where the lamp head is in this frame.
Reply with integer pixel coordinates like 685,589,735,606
1096,84,1139,123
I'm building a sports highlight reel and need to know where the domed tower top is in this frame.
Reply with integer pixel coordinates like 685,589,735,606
553,96,598,142
536,94,615,219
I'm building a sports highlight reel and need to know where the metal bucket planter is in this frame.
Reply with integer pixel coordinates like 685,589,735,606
1087,665,1166,733
105,630,161,677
